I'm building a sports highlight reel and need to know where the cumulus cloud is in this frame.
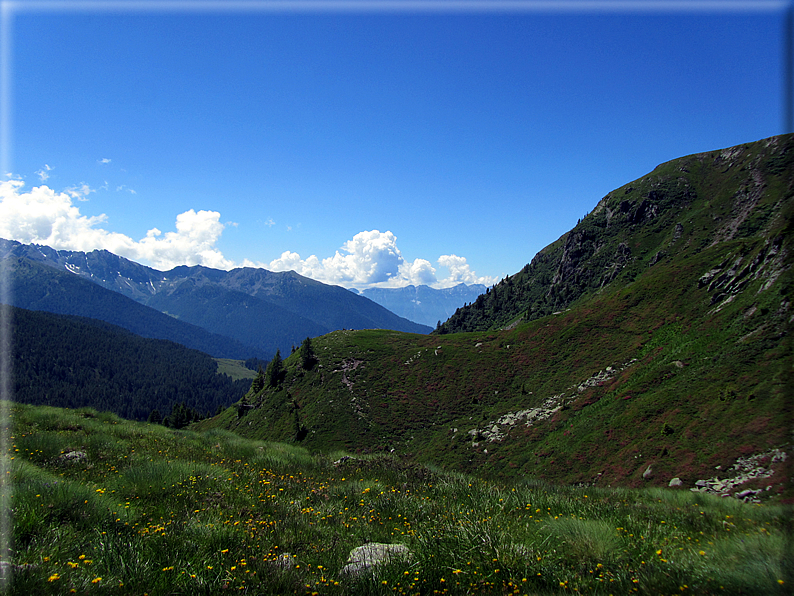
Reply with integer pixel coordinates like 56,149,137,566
436,254,495,287
0,178,234,271
99,158,111,164
0,178,496,288
268,229,496,290
324,230,404,285
136,209,235,270
399,257,437,286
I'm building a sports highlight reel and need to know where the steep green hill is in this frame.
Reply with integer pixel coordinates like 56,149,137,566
198,135,792,499
438,134,792,333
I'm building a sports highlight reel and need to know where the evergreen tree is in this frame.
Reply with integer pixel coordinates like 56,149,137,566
265,349,283,388
171,403,184,429
147,409,162,424
299,337,316,370
250,365,265,394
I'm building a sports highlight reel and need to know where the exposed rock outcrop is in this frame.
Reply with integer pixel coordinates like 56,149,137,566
689,447,787,502
468,358,638,444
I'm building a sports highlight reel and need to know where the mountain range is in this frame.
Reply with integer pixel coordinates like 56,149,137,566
194,133,792,499
0,240,434,358
358,283,488,328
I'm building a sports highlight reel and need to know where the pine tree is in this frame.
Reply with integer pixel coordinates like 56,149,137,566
170,402,189,429
251,365,265,393
265,349,283,388
299,337,316,370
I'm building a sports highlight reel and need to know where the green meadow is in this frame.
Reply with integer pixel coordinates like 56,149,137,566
5,403,790,595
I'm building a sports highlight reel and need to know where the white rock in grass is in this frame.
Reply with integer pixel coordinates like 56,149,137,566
58,451,87,463
272,553,295,569
339,543,411,577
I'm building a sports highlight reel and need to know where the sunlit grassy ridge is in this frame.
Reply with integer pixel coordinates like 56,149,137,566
214,358,258,382
7,403,790,595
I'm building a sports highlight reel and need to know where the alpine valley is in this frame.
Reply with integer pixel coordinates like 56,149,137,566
5,134,792,499
193,134,792,499
5,134,793,596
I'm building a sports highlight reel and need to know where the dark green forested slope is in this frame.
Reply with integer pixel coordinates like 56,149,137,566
9,306,250,421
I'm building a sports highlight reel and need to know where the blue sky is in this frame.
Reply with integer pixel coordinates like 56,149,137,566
0,1,789,289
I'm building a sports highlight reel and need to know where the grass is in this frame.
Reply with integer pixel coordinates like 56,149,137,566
5,402,791,595
214,359,258,382
197,250,790,497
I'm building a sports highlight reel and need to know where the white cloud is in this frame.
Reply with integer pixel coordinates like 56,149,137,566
322,230,404,285
0,178,234,271
35,164,52,181
436,254,495,287
135,208,235,270
399,257,437,286
0,178,496,288
268,229,496,290
0,179,133,254
64,182,95,202
268,250,322,277
99,158,111,164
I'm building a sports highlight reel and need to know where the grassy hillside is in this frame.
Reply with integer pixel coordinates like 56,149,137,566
7,403,790,595
199,135,791,500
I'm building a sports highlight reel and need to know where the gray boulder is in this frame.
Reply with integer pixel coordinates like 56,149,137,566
58,451,87,463
339,543,411,577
